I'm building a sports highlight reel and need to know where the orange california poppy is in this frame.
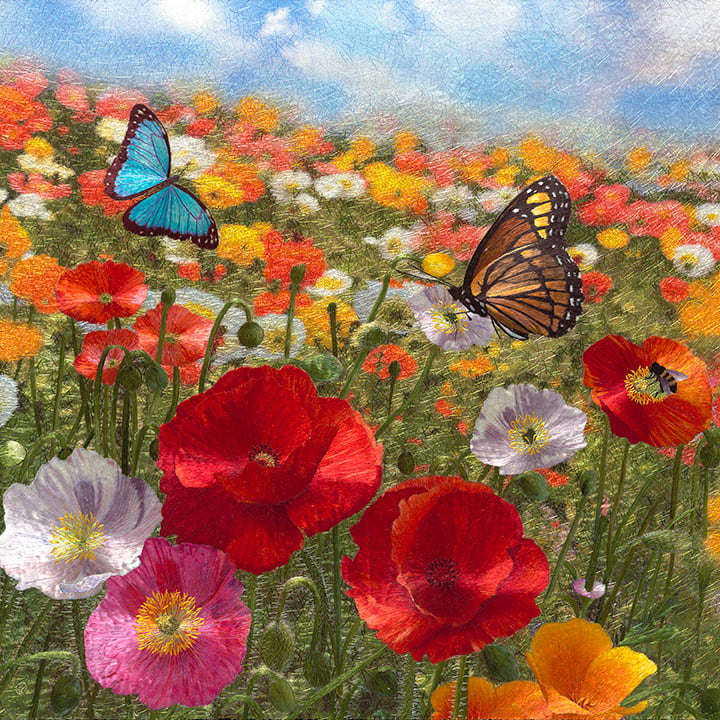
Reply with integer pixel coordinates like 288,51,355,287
0,320,43,361
10,254,65,314
431,676,550,720
526,618,656,719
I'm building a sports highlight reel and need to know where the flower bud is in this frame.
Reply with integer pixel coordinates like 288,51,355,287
269,677,296,714
353,323,386,351
397,449,416,475
149,437,159,462
701,688,720,718
237,321,264,348
50,675,83,716
144,362,168,392
116,360,142,391
290,263,306,286
515,471,549,502
704,427,720,446
160,287,176,306
58,446,74,460
297,354,344,383
700,442,720,469
388,360,402,382
578,469,598,497
0,440,26,467
303,650,332,687
482,644,520,683
260,621,295,671
422,252,455,278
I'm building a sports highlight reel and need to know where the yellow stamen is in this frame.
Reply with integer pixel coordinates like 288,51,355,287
429,300,469,336
135,590,205,656
49,511,107,563
507,414,551,455
624,366,666,404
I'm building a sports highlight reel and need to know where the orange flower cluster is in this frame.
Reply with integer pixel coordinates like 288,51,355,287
10,254,65,314
363,161,430,214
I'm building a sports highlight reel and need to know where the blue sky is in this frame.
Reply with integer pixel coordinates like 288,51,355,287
1,0,719,145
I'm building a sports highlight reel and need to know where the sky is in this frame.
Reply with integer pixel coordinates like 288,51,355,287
1,0,720,148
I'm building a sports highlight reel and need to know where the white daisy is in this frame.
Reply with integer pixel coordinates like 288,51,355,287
168,135,217,180
365,226,414,260
568,243,600,270
7,193,52,220
314,173,366,200
18,153,74,179
269,170,313,202
696,203,720,227
294,192,320,215
432,184,477,222
477,187,518,213
310,269,353,297
672,244,716,278
96,117,128,144
249,313,306,360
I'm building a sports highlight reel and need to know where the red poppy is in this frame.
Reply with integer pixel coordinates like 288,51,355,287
133,304,215,368
78,169,133,216
7,172,71,199
659,276,690,303
625,199,691,238
576,183,631,227
186,117,216,137
55,260,148,324
583,335,712,446
158,365,382,574
95,88,148,120
581,271,613,303
262,231,326,288
342,476,548,662
363,344,418,380
394,151,427,175
253,289,313,316
74,328,140,385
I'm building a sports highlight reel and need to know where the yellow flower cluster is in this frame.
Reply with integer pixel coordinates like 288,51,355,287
363,161,430,214
216,223,272,267
296,297,358,350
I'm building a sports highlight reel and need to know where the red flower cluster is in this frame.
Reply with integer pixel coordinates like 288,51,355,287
363,344,418,380
78,169,133,216
263,231,327,288
342,476,548,662
581,271,613,303
158,365,383,574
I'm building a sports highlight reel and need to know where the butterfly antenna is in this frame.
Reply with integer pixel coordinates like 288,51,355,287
393,256,454,288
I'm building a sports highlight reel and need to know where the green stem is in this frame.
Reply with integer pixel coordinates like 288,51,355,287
164,366,181,423
28,631,51,720
91,344,132,456
51,328,67,431
423,661,446,719
108,380,120,460
544,496,587,601
625,554,656,631
72,602,94,720
284,279,301,359
375,345,440,439
327,302,338,357
338,618,362,675
102,386,110,457
386,371,398,420
120,390,132,475
198,300,252,393
702,466,710,538
451,655,467,720
605,439,630,566
284,646,386,720
28,357,43,435
332,525,342,670
584,515,608,597
338,347,372,399
399,654,416,720
129,423,158,477
155,302,172,365
586,419,611,592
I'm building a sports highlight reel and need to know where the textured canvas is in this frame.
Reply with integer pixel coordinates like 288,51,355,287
0,2,719,719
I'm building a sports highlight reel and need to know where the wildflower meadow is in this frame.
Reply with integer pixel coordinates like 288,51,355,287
0,58,719,720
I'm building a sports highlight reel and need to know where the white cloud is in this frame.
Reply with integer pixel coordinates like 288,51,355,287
260,7,294,37
157,0,218,31
306,0,326,17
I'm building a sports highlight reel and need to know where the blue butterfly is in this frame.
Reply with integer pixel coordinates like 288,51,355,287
104,104,218,250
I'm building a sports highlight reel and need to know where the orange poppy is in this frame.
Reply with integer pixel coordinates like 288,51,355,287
0,206,32,259
362,344,417,380
0,320,43,361
431,676,550,720
526,618,656,719
10,254,65,314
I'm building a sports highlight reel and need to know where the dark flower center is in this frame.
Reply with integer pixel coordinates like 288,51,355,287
165,332,179,345
249,443,279,468
424,557,459,591
98,292,113,304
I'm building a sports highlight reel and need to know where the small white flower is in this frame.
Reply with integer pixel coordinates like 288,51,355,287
366,226,414,260
568,243,600,270
696,203,720,227
250,313,306,360
0,283,19,305
314,173,366,200
432,185,477,222
96,117,128,144
168,135,216,180
0,448,162,599
294,192,320,215
672,244,716,278
353,279,426,323
310,269,353,297
7,193,52,220
0,188,8,204
477,187,518,212
0,375,18,428
471,384,587,474
18,153,74,179
407,286,493,350
269,170,313,202
160,236,196,264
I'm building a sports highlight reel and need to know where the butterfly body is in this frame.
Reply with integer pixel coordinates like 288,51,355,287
449,175,583,340
104,104,218,249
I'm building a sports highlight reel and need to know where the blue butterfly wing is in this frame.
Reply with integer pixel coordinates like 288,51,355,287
104,105,171,200
123,184,219,250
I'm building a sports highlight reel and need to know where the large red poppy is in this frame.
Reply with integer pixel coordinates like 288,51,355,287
74,328,140,385
342,476,548,663
56,260,148,324
583,335,712,447
158,365,382,574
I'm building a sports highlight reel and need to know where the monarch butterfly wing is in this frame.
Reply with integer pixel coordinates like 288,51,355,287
477,244,583,339
105,104,171,200
123,184,219,250
463,175,573,289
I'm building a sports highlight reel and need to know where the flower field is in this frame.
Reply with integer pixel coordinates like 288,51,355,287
0,58,719,719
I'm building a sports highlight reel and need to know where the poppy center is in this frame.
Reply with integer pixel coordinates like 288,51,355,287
164,332,179,345
425,557,460,591
49,511,107,563
624,366,666,404
135,590,204,656
431,300,469,335
98,292,113,304
249,443,279,468
507,414,551,455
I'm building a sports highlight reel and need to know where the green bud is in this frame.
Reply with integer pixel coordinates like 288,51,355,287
160,288,176,306
578,469,598,497
704,427,720,446
370,668,398,696
116,360,142,391
388,360,401,381
260,621,295,671
237,321,264,348
50,675,83,716
353,323,386,351
482,644,520,683
515,471,549,502
297,354,344,383
290,263,306,286
269,677,296,714
144,363,169,392
700,442,720,469
58,447,73,460
0,440,26,467
397,449,416,475
303,651,332,687
701,688,720,718
149,437,159,462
